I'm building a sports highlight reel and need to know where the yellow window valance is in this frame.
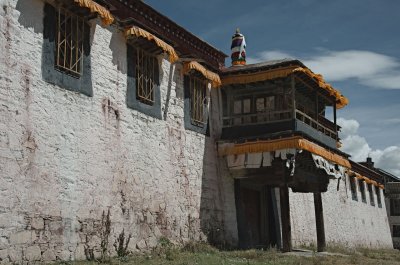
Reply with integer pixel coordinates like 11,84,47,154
217,136,351,168
125,26,179,63
73,0,114,26
221,66,348,109
183,61,222,88
293,67,348,109
351,172,384,189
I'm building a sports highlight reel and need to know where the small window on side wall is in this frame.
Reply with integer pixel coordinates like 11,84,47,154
375,186,382,208
359,179,367,203
368,183,375,206
184,74,209,134
350,176,358,201
126,45,161,119
42,3,93,96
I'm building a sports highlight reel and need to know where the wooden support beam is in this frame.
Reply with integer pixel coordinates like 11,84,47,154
313,192,326,252
280,185,292,252
333,99,337,140
291,74,296,120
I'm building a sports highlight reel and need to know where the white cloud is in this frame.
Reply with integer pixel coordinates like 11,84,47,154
248,49,400,89
338,118,400,176
247,50,293,64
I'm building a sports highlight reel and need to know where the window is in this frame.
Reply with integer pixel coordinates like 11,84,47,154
55,7,85,77
42,3,93,96
126,45,161,119
359,179,366,203
391,199,400,216
189,76,208,127
184,74,209,134
375,186,382,208
134,48,158,105
233,97,251,125
350,176,358,201
368,183,375,206
393,225,400,237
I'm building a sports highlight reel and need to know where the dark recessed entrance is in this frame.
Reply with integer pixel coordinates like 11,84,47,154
235,180,281,249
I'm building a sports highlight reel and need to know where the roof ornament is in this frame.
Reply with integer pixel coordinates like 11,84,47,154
231,28,246,66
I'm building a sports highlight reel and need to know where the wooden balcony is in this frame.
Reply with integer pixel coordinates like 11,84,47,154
221,109,338,149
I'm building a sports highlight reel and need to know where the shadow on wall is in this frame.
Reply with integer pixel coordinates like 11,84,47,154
199,88,232,249
109,30,127,74
16,0,43,33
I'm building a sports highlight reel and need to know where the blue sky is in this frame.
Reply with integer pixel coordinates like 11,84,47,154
146,0,400,175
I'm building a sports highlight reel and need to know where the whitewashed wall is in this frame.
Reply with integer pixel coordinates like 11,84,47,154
290,175,393,248
0,0,227,263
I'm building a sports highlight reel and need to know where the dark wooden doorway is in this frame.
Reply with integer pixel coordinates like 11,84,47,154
235,180,281,249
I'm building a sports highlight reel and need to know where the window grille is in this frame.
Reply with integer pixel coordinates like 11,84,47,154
55,7,85,77
135,48,158,105
189,76,207,126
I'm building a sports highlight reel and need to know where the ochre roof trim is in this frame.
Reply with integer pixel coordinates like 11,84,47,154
74,0,114,26
183,61,222,88
221,66,348,109
217,136,351,168
352,172,384,189
125,26,179,63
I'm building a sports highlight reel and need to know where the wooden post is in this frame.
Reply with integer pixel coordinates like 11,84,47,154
333,99,337,140
313,192,326,252
280,185,292,252
315,91,319,122
291,74,296,120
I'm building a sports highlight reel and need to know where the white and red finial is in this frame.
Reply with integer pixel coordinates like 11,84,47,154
231,28,246,66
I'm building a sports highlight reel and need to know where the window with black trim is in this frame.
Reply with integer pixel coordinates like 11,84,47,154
368,183,375,206
184,74,209,134
350,176,358,201
393,225,400,237
126,45,161,119
391,199,400,216
375,186,382,208
42,3,92,96
359,179,366,203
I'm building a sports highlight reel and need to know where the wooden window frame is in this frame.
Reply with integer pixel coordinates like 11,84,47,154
55,6,85,78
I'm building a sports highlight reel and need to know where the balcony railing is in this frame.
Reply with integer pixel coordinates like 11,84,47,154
295,110,337,140
222,109,338,140
222,110,293,127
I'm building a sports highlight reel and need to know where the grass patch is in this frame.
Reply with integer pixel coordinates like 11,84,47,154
58,242,400,265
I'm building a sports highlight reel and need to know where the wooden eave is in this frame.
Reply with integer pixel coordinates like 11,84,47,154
221,60,339,107
102,0,227,70
350,161,384,184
